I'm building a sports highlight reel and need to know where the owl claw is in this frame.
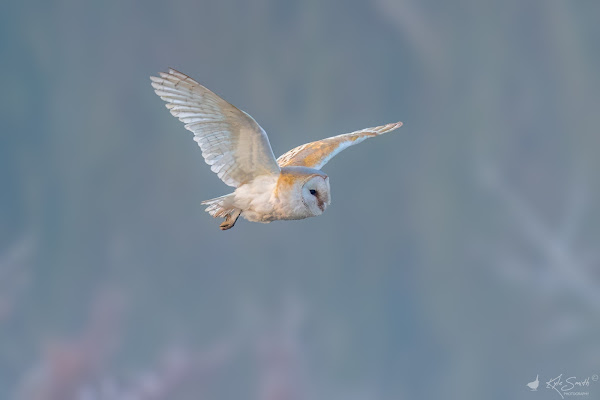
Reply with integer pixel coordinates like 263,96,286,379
219,210,241,230
219,220,235,230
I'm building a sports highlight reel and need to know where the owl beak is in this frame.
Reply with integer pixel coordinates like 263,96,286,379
316,195,326,212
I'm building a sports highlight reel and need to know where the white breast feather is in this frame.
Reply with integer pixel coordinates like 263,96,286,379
232,175,279,222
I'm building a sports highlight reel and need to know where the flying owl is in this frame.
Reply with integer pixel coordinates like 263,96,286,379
150,69,402,230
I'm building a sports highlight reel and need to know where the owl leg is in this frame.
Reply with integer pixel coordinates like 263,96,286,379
219,209,242,230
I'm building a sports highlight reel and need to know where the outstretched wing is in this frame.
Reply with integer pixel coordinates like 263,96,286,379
151,69,280,187
277,122,402,169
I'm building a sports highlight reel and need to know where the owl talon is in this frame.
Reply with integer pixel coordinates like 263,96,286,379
219,220,235,230
219,210,241,230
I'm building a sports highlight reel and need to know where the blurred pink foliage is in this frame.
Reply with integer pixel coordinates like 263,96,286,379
12,293,319,400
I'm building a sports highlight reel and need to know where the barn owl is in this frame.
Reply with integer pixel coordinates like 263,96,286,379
150,69,402,230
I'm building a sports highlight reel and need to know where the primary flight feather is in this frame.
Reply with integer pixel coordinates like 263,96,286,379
151,68,402,230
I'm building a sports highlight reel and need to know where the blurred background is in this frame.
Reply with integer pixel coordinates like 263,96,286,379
1,0,599,399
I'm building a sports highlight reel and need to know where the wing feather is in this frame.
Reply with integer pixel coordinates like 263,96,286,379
277,122,402,169
151,69,280,187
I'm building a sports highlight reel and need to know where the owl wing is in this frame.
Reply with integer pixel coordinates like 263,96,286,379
277,122,403,169
151,69,280,187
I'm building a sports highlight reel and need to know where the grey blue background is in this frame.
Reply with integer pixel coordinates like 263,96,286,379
1,0,599,399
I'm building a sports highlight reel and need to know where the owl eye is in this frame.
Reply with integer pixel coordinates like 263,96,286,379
309,189,317,196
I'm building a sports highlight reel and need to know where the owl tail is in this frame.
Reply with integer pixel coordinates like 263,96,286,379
201,194,238,218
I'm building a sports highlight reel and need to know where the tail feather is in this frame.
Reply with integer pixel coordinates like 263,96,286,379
201,194,238,218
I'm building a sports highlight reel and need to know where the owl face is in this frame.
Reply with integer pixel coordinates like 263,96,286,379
301,175,331,216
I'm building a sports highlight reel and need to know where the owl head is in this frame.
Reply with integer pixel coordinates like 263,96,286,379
301,174,331,216
277,166,331,218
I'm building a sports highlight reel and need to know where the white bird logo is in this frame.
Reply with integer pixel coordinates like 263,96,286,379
527,374,539,391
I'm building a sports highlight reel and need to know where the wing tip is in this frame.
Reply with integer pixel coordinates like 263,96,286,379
167,67,195,82
386,121,403,132
150,68,199,85
374,121,403,135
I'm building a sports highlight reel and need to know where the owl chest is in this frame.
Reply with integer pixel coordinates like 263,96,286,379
238,188,306,223
232,175,312,222
249,191,307,222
